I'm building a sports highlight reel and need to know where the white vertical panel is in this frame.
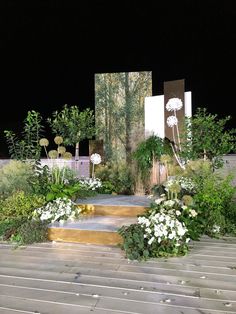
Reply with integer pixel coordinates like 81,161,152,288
144,95,165,139
184,91,192,117
144,92,192,140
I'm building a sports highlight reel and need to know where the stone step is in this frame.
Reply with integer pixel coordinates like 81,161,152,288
79,204,147,217
48,215,138,245
47,195,151,245
77,194,151,217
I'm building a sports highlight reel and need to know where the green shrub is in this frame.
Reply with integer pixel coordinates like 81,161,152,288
11,219,49,245
193,171,236,236
0,217,49,245
0,191,46,220
96,161,134,195
118,224,149,260
0,217,25,241
97,180,116,194
0,160,36,200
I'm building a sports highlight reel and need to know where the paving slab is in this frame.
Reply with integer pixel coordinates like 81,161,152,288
77,194,152,207
49,216,137,231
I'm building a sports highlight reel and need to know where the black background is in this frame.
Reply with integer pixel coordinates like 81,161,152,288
1,0,236,157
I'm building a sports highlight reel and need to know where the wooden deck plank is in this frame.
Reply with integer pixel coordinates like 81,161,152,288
1,274,236,304
1,258,235,285
2,246,236,270
1,283,236,313
0,308,35,314
1,261,236,293
1,252,236,276
0,242,123,252
1,238,236,313
0,296,128,314
0,285,98,307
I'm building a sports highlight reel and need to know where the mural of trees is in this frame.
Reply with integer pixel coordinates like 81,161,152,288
95,71,152,167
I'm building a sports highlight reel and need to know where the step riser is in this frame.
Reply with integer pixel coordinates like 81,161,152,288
48,228,123,246
79,204,147,217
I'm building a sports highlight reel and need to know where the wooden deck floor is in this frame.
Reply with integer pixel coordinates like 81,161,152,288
0,236,236,313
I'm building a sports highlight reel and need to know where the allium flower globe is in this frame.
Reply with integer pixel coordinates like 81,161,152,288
166,98,183,111
90,153,102,165
39,138,49,146
167,115,178,127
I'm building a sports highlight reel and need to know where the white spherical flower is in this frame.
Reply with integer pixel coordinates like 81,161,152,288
90,153,102,165
166,98,183,111
167,115,178,127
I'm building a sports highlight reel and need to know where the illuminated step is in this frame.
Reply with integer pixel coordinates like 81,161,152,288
78,204,148,217
77,194,151,217
48,216,137,245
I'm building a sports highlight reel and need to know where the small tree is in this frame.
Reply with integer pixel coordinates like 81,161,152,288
47,104,96,160
181,108,236,169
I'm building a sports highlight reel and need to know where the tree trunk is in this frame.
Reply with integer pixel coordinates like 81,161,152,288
125,72,132,167
75,142,80,161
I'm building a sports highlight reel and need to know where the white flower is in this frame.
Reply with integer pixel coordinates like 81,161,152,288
167,115,178,127
164,200,175,207
90,153,102,165
212,225,220,233
146,227,152,234
177,225,187,236
168,232,176,239
148,237,155,245
179,177,195,191
166,98,183,112
79,177,102,190
155,198,163,205
34,197,79,223
176,210,181,216
189,209,198,217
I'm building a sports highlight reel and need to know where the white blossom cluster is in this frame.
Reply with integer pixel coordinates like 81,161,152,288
164,177,195,194
164,179,179,191
212,224,221,233
90,153,102,165
138,212,188,246
167,115,178,127
166,98,183,112
34,197,81,223
178,177,195,192
79,177,102,190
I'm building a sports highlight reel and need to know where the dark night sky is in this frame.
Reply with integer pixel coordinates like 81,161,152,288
1,0,236,157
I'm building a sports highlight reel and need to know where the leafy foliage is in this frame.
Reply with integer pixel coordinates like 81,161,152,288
0,191,46,220
4,110,44,160
192,170,236,236
10,219,49,245
181,108,236,169
0,160,36,200
95,161,134,195
133,135,164,182
0,217,25,241
118,224,149,260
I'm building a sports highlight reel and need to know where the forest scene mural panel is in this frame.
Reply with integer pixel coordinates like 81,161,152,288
95,71,152,167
